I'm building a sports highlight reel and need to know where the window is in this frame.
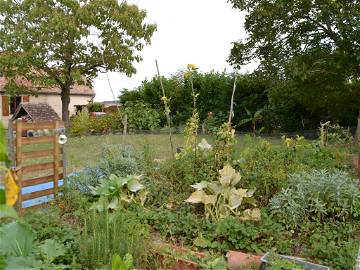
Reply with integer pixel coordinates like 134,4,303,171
10,96,21,114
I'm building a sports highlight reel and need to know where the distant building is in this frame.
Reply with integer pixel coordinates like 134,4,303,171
0,77,95,126
102,100,121,114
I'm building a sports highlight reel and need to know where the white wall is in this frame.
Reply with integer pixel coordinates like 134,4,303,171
0,94,93,127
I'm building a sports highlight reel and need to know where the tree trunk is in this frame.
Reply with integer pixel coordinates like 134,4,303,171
355,111,360,142
61,87,71,127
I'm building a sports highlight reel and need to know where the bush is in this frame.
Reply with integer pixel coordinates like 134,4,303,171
99,144,140,177
124,101,161,130
70,110,90,136
269,169,360,227
79,209,151,269
68,167,106,195
89,113,123,134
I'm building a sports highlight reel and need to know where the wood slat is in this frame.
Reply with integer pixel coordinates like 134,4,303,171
22,173,64,187
22,149,54,159
22,161,63,174
22,188,54,201
22,202,50,212
22,136,54,145
13,121,63,130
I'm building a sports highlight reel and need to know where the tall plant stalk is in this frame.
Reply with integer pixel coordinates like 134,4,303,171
228,75,237,125
155,60,174,157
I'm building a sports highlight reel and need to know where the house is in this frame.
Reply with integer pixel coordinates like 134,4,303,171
0,77,95,126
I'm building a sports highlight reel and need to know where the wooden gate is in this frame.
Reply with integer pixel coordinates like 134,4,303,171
11,119,65,212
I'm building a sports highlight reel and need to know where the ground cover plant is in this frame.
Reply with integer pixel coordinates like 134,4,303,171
2,123,359,269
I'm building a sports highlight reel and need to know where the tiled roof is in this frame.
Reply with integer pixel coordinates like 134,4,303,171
0,77,95,96
11,103,61,122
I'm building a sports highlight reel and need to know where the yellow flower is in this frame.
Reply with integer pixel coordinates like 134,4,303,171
187,64,197,70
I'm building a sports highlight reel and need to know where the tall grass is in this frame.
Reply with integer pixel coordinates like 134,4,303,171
80,209,151,269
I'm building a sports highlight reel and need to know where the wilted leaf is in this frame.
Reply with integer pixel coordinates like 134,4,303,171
185,190,206,204
229,194,243,210
208,182,222,194
219,165,241,186
107,197,119,210
234,188,248,197
203,194,217,205
190,181,209,190
241,208,261,221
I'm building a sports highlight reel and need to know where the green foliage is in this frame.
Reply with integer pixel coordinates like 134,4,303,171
0,222,34,257
0,220,70,269
0,0,156,123
99,144,140,177
88,102,104,113
183,111,200,153
0,122,9,165
266,253,306,270
229,0,359,131
70,110,90,136
90,174,147,211
270,170,360,227
89,113,123,134
185,164,260,221
124,101,161,130
302,221,359,269
80,209,151,269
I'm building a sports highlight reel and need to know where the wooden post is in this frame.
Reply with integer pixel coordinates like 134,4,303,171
122,114,128,136
15,119,23,212
53,120,60,197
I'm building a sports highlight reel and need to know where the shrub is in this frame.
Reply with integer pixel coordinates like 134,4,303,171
99,145,140,177
124,101,161,130
269,169,360,227
79,209,151,269
68,167,106,195
70,110,90,136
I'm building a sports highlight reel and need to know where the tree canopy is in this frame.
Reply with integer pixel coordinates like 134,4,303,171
228,0,360,135
0,0,156,124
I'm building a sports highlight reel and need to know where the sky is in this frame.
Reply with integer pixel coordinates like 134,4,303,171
93,0,250,101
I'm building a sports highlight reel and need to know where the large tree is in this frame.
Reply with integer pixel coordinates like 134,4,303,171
228,0,360,136
0,0,156,125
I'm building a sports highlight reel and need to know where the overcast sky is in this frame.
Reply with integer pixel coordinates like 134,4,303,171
93,0,249,101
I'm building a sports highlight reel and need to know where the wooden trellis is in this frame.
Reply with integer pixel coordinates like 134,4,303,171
12,119,64,212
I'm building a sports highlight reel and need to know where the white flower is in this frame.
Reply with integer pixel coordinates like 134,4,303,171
198,138,212,151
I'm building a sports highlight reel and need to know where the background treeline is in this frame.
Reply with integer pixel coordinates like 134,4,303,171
119,70,359,132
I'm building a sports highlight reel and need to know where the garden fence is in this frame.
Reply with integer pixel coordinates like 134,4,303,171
9,119,65,212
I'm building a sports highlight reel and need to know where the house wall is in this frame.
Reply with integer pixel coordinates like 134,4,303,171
0,94,93,127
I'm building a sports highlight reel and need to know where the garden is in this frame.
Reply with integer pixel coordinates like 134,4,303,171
0,0,359,269
1,114,360,269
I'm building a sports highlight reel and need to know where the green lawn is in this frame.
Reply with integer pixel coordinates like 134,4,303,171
65,133,282,172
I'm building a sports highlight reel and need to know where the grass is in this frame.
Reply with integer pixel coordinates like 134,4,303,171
65,133,281,173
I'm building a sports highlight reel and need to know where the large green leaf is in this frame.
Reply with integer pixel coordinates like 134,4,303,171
5,256,42,270
0,222,34,256
127,176,144,192
39,239,65,263
0,204,18,219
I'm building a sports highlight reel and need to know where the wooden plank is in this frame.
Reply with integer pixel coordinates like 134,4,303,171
22,149,54,160
22,136,54,145
23,121,64,130
2,96,9,116
22,202,50,212
53,121,60,197
15,119,23,213
22,188,54,201
22,173,64,187
22,161,63,174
